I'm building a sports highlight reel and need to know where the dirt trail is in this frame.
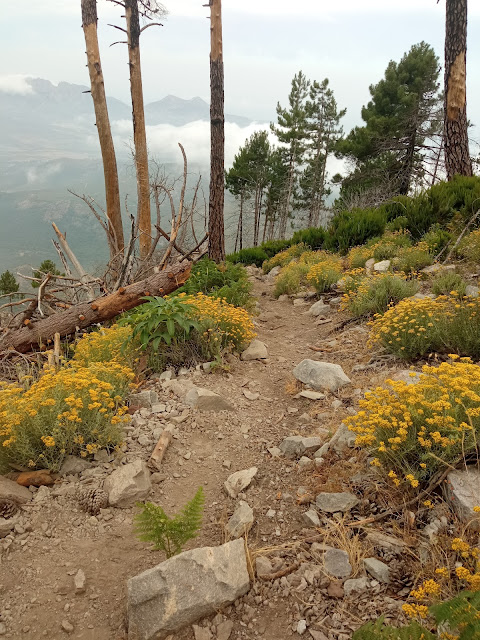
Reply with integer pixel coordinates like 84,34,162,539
0,273,398,640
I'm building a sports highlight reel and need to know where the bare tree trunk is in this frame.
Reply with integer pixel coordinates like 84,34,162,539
0,262,191,354
444,0,473,179
208,0,225,262
126,0,152,259
81,0,124,259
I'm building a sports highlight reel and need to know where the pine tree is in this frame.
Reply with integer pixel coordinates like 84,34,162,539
296,79,346,227
32,260,62,289
271,71,310,238
262,148,289,242
0,271,19,296
337,42,441,201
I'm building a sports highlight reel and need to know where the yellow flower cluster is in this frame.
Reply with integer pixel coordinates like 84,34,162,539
263,243,308,273
369,294,480,359
345,245,374,269
0,361,134,472
181,292,256,351
73,324,135,368
340,271,418,319
345,360,480,489
306,255,343,294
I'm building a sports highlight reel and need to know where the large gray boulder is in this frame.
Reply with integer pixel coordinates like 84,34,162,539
185,387,234,412
104,460,151,508
445,468,480,530
309,299,331,317
127,539,250,640
241,340,268,361
293,360,351,392
0,476,32,504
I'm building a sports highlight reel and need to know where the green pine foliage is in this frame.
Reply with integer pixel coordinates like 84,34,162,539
227,248,269,268
135,487,205,558
353,591,480,640
32,259,62,288
0,270,19,296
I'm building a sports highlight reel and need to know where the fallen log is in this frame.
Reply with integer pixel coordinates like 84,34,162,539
148,424,174,471
0,261,191,354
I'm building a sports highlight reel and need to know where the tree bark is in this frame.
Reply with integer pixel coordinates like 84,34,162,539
444,0,472,179
81,0,124,259
0,262,191,354
126,0,152,259
208,0,225,262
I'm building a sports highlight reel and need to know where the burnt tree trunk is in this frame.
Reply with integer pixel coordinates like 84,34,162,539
81,0,124,259
126,0,152,259
444,0,472,179
208,0,225,263
0,262,191,354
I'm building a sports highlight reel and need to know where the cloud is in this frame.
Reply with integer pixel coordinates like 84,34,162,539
112,119,271,167
0,74,34,95
26,162,62,185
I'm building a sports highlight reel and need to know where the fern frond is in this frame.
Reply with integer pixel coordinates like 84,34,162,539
353,616,435,640
171,486,205,555
431,591,480,640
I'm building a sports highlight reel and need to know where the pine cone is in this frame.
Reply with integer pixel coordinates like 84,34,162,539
0,499,18,519
76,487,108,515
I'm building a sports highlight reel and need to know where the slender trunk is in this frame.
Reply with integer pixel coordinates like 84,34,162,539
444,0,472,179
280,153,295,239
208,0,225,262
398,129,417,195
81,0,124,259
125,0,151,259
239,190,244,251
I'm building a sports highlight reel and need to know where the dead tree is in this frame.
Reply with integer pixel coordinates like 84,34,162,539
443,0,473,178
81,0,124,259
206,0,225,262
0,261,191,354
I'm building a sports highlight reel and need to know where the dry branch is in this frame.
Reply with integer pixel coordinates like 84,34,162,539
0,261,191,354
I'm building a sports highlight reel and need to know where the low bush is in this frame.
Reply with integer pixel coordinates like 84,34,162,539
306,256,343,294
0,362,133,472
72,325,136,368
431,271,467,297
457,229,480,263
273,262,310,297
325,207,387,254
421,224,452,256
346,245,375,269
260,239,291,258
346,359,480,490
392,242,434,274
372,231,412,262
263,243,309,273
369,295,480,359
173,258,252,309
226,247,268,268
291,227,326,250
341,273,419,318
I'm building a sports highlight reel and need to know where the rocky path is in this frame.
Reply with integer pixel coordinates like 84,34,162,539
0,271,404,640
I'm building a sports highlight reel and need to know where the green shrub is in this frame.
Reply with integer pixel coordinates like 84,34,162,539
372,231,412,262
392,243,434,274
263,243,309,273
135,487,204,558
306,256,343,293
342,273,419,318
325,207,387,254
273,262,310,297
346,245,375,269
227,247,268,267
421,224,452,256
457,229,480,263
431,271,467,297
174,258,252,309
291,227,326,250
385,215,408,232
260,239,291,257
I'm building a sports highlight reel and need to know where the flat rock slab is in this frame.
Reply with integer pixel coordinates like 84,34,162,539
315,492,359,513
127,539,250,640
445,467,480,530
279,436,322,458
185,387,234,412
364,557,390,583
224,467,258,499
309,300,331,317
225,501,254,539
104,460,151,508
324,549,352,579
293,360,351,393
0,476,32,504
241,339,268,361
128,390,159,409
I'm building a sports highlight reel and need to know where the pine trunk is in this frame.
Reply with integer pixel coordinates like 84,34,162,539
444,0,472,179
0,262,191,354
208,0,225,262
81,0,124,259
126,0,152,259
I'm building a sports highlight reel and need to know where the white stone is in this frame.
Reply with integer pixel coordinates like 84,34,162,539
225,501,254,538
293,359,351,392
0,516,16,538
224,467,258,499
324,549,352,579
373,260,390,273
127,539,250,640
466,285,479,297
74,569,86,594
309,299,331,317
0,476,32,504
445,468,480,530
241,340,268,361
185,387,234,412
364,557,390,583
302,509,321,527
344,577,369,596
298,390,326,401
104,460,151,508
328,423,356,454
315,492,359,513
128,390,159,409
279,436,322,458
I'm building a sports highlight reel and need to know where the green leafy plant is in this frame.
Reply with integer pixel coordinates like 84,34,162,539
353,591,480,640
119,296,199,351
342,273,419,318
135,487,205,558
421,224,452,256
227,247,268,267
0,270,19,296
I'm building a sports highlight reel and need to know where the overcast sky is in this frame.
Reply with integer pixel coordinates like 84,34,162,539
1,0,480,152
